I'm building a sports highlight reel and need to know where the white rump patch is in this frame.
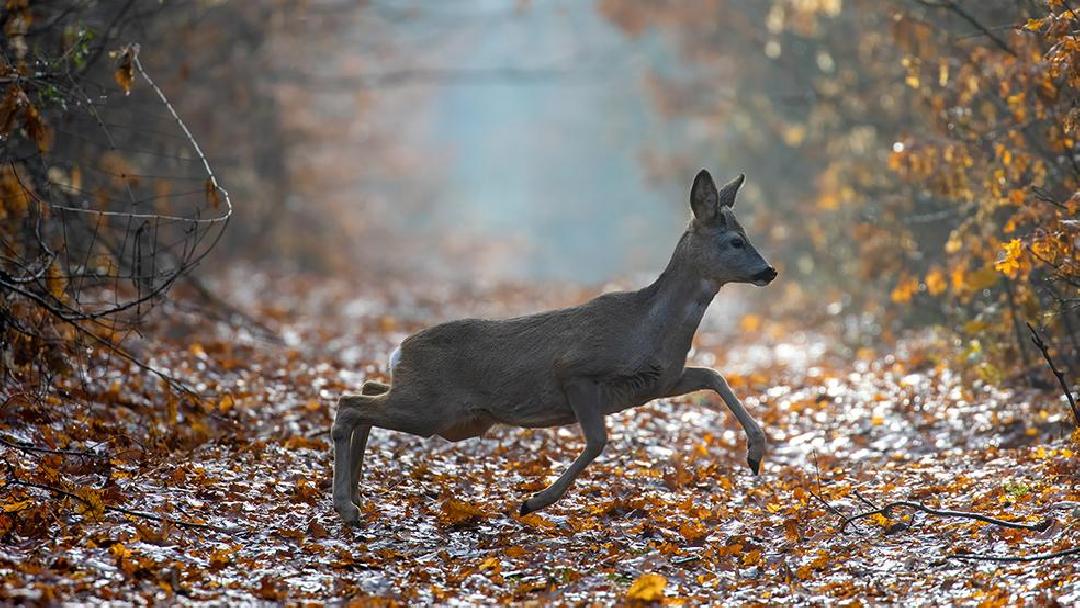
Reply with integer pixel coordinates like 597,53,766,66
388,344,402,378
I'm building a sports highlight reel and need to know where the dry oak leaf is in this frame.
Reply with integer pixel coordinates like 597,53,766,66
438,498,487,526
114,46,135,94
626,573,667,603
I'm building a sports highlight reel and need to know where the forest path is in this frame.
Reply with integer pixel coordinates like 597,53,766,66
2,271,1077,605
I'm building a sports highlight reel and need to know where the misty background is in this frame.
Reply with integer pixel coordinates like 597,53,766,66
284,0,738,284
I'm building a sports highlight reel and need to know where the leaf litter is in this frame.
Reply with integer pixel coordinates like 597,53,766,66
1,269,1077,605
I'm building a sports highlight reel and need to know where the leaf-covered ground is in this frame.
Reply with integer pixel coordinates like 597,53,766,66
2,271,1078,605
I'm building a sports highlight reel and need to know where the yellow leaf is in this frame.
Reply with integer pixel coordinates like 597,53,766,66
742,548,762,566
925,268,946,296
217,394,235,413
950,266,966,291
478,556,500,571
890,275,918,303
1024,18,1043,31
1030,237,1053,259
626,573,667,602
2,499,29,512
994,239,1023,277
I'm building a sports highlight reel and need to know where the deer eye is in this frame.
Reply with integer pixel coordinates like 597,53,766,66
730,238,745,249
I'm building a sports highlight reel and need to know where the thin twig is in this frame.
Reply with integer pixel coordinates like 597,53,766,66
912,0,1017,57
48,45,233,225
10,476,235,534
840,500,1054,534
0,435,107,459
949,546,1080,562
806,486,851,520
1026,322,1080,427
853,490,880,510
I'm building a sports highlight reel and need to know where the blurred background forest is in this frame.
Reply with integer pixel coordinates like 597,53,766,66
4,0,1078,389
2,0,1078,605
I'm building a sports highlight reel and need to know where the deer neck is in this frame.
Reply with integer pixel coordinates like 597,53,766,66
642,237,719,353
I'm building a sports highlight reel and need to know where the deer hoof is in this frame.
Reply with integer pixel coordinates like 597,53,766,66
335,501,361,524
519,500,535,516
747,455,761,475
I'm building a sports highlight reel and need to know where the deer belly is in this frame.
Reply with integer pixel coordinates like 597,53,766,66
438,415,494,442
487,390,576,429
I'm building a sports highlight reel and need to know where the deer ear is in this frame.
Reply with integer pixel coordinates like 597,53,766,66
718,173,745,208
690,169,719,223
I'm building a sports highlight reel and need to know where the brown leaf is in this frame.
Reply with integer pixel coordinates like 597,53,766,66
114,47,134,94
438,498,487,526
205,178,222,209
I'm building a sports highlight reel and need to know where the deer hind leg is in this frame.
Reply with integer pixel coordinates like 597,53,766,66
332,388,442,523
332,398,370,523
348,424,372,506
343,381,389,506
520,379,608,515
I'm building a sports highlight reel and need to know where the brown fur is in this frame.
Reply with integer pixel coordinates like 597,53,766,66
331,170,777,522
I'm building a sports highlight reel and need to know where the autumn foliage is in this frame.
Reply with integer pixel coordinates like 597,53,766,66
2,0,1079,605
601,0,1079,377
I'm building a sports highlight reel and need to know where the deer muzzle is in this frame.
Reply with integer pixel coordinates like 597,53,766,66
752,266,778,286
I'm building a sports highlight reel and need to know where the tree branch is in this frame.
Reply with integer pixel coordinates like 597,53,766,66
1027,322,1080,427
913,0,1017,57
949,546,1080,562
840,500,1054,534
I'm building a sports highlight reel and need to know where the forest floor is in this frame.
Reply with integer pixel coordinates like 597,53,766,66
1,270,1078,606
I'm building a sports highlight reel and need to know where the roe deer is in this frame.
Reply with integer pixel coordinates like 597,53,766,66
332,170,777,523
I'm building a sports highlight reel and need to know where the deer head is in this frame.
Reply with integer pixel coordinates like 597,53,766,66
684,170,777,287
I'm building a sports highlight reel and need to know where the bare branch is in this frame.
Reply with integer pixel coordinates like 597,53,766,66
1027,322,1080,427
949,546,1080,562
9,472,237,534
840,500,1054,534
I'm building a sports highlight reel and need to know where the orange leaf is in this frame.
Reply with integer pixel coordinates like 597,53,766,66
438,498,486,526
626,573,667,602
114,47,135,94
206,179,222,209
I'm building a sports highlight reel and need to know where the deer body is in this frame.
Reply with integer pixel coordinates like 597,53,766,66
332,170,777,523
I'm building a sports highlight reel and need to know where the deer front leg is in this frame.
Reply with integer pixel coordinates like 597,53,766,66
520,380,607,515
667,367,767,475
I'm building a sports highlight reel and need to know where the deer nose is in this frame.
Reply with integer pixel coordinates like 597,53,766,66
753,266,778,284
